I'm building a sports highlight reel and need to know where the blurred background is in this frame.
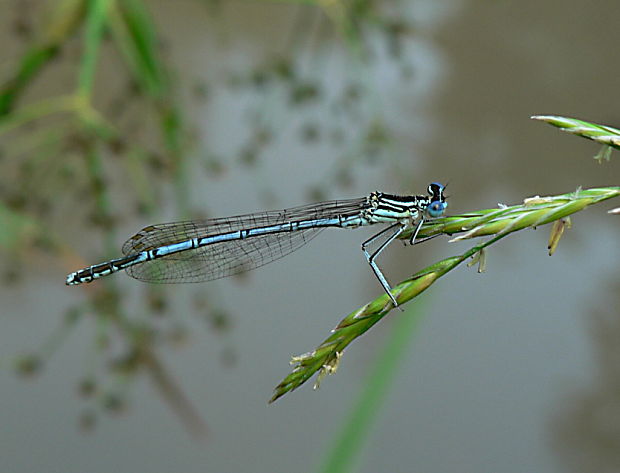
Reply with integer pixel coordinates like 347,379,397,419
1,1,619,472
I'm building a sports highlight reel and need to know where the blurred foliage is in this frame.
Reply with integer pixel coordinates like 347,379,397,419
0,0,416,433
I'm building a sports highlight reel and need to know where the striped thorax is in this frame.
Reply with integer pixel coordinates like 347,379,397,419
363,182,448,226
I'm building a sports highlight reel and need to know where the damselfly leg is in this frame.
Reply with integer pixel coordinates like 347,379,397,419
361,222,407,308
408,218,425,245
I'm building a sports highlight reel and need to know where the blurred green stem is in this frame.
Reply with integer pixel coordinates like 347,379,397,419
78,0,111,100
84,143,116,252
0,0,86,115
319,299,428,473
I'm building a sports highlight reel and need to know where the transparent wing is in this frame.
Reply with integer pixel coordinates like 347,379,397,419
121,197,368,283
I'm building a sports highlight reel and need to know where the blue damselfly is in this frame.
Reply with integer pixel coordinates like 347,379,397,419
66,183,448,306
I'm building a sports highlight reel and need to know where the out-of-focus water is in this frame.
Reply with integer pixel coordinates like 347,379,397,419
1,1,619,472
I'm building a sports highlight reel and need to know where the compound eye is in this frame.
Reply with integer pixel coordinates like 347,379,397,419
427,200,447,218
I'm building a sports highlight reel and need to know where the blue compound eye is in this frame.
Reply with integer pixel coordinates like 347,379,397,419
427,200,447,218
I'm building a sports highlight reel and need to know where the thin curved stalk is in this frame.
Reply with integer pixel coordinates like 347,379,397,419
531,115,620,159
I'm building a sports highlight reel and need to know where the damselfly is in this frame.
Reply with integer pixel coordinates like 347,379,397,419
66,182,448,306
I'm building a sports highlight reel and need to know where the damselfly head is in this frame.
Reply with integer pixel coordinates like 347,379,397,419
427,182,445,198
426,182,447,217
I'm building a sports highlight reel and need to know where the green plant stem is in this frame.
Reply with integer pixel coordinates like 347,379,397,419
84,143,115,252
0,46,59,116
0,95,78,135
319,299,428,473
532,115,620,153
78,0,111,100
113,0,165,97
0,94,116,139
0,0,86,115
108,0,188,215
270,186,619,402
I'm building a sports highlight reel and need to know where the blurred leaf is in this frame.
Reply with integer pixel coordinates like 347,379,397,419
14,354,44,377
109,0,166,98
0,0,86,115
289,81,320,105
44,0,88,44
0,202,41,251
0,95,77,135
78,0,111,98
78,410,97,432
123,147,158,214
0,94,116,139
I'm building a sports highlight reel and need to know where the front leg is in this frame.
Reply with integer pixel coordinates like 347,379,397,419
408,217,425,245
